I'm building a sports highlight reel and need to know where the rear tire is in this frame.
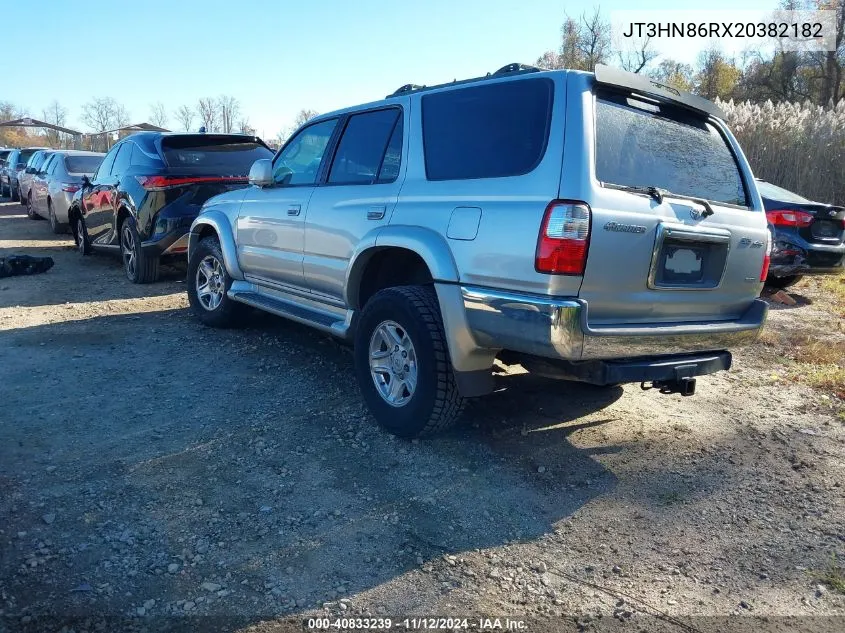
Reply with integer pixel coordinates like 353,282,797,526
766,274,803,290
187,236,245,328
120,216,159,284
48,201,67,234
26,192,36,219
354,285,464,438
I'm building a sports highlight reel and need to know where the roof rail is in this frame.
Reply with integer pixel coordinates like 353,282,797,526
385,63,544,99
388,83,426,97
492,63,541,75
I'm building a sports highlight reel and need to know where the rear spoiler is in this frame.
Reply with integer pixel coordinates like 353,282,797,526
594,64,726,120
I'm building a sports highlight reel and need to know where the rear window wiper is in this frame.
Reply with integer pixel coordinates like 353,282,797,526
604,183,715,217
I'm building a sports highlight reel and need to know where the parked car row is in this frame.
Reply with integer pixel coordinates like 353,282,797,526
3,63,844,438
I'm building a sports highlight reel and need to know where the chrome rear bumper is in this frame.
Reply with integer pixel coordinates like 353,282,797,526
460,285,768,361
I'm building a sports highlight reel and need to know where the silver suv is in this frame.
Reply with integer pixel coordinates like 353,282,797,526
187,64,770,438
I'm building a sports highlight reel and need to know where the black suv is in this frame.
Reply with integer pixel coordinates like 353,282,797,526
69,132,273,283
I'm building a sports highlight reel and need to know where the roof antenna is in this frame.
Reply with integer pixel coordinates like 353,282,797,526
198,126,207,134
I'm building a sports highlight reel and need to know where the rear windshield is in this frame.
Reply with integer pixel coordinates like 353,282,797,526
66,155,104,174
422,78,553,180
161,137,273,174
595,94,748,206
756,180,813,204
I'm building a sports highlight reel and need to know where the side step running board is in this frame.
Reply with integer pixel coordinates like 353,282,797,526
230,291,350,338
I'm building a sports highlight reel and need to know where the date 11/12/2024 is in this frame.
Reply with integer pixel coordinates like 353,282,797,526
304,617,529,631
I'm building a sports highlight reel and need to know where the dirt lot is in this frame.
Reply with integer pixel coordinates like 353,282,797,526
1,199,843,633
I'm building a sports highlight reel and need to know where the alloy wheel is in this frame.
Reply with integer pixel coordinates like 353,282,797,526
368,320,418,407
76,220,86,254
195,255,226,311
121,224,136,279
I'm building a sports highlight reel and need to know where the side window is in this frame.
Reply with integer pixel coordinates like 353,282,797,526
130,143,162,168
43,155,58,174
94,146,119,181
421,78,554,180
327,109,401,185
273,118,338,186
39,155,54,174
377,115,403,183
110,143,133,176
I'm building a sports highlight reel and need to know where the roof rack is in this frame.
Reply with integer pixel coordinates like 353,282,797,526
386,63,543,98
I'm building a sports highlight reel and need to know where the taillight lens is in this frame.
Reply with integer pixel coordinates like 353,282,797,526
535,201,591,275
135,175,248,191
760,228,773,281
766,209,813,227
61,183,80,193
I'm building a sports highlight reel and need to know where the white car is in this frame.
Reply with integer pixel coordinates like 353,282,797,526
30,151,105,233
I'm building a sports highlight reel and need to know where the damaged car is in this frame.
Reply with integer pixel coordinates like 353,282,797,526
757,179,845,289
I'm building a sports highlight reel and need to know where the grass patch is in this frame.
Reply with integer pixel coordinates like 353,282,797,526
812,556,845,594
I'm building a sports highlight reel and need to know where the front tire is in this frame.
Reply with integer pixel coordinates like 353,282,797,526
187,236,245,328
11,183,19,202
120,217,159,284
354,285,464,438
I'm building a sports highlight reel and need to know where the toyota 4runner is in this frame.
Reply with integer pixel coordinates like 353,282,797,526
187,63,770,438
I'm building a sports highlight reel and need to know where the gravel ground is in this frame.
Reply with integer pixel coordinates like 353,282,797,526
0,200,843,633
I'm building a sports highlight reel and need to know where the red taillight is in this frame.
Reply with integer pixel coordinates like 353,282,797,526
535,201,591,275
135,175,248,191
61,183,80,193
766,209,813,227
760,228,773,281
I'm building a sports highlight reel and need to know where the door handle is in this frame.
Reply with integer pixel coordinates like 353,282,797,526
367,205,386,220
287,204,301,216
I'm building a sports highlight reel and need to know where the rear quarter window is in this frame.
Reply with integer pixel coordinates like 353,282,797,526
422,78,554,181
595,94,748,206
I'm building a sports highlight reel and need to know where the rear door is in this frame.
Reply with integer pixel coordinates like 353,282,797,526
82,144,121,244
236,118,339,290
33,154,57,214
571,81,767,325
304,105,406,302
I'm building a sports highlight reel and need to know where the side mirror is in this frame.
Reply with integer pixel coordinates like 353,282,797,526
81,175,91,187
248,159,273,187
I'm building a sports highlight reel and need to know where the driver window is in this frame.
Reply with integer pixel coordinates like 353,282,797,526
273,118,337,186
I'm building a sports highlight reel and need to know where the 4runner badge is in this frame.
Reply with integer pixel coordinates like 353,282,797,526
604,221,647,234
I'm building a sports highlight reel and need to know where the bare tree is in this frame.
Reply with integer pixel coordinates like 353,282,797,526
82,97,128,132
175,105,195,132
149,102,168,129
42,100,68,147
578,8,611,71
81,97,129,150
617,36,658,74
237,118,255,135
218,95,240,133
293,109,319,128
534,11,610,71
196,97,218,132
